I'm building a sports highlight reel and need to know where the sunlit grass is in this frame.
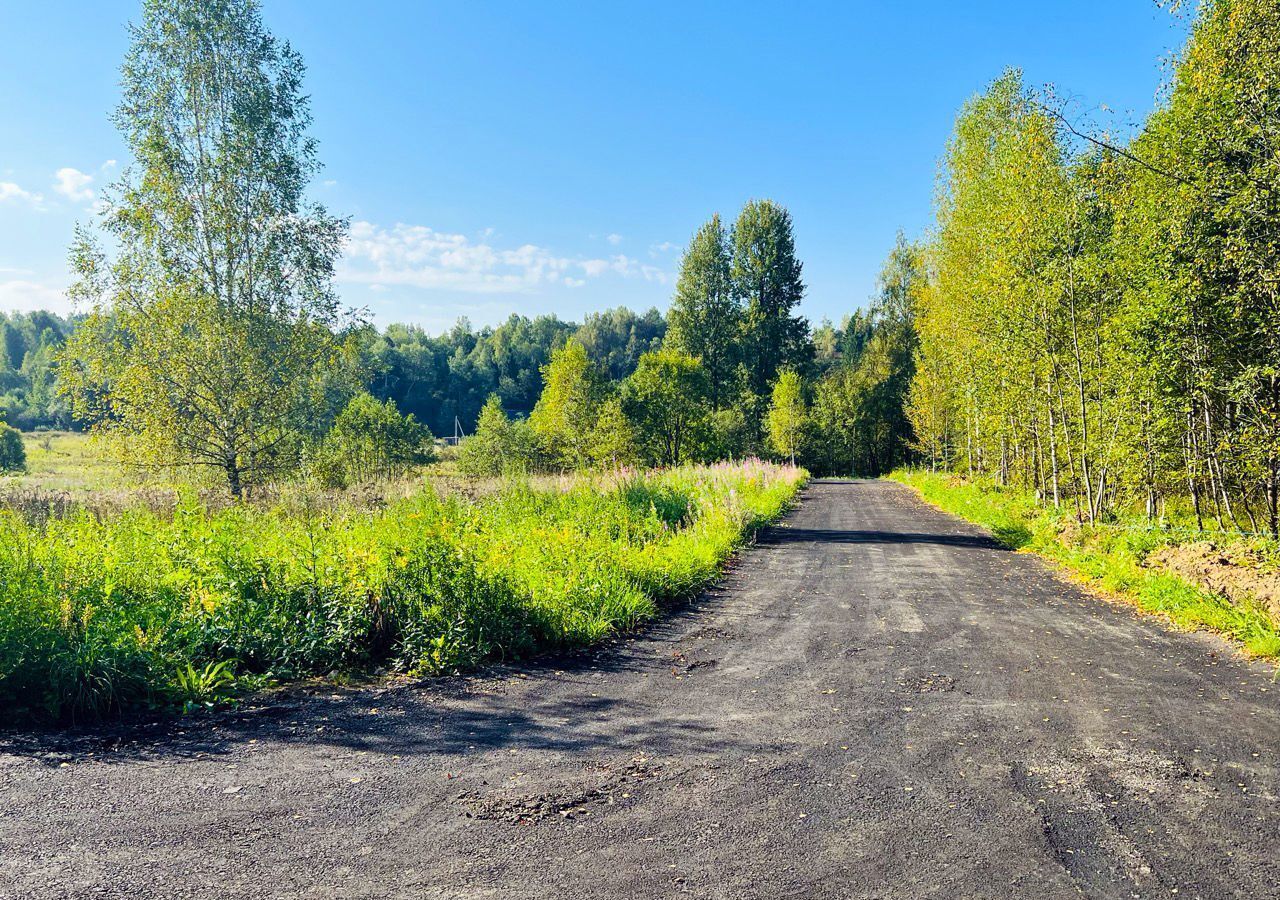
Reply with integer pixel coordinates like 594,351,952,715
0,460,806,724
15,431,130,492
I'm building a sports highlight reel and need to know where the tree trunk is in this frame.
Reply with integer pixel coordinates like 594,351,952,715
1270,374,1279,538
1066,262,1094,523
226,457,243,499
1185,405,1205,531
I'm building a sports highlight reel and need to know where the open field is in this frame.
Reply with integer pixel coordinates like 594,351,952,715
11,431,134,494
0,460,804,724
890,470,1280,660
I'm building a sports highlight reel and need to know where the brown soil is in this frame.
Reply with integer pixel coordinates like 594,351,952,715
1147,540,1280,622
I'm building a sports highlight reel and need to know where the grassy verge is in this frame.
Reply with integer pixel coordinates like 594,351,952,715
0,460,806,725
888,470,1280,660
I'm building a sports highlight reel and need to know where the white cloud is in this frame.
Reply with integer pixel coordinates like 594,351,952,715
0,279,71,314
606,233,623,246
53,167,94,203
649,241,677,256
340,221,670,294
579,254,669,284
0,181,44,208
579,258,611,278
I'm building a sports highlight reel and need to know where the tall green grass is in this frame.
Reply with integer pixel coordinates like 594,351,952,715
0,461,805,724
889,470,1280,660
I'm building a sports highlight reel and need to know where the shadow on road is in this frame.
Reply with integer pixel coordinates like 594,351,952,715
0,592,775,767
761,527,1007,551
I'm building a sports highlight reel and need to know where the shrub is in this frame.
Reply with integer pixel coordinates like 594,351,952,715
0,423,25,474
458,395,536,477
317,393,434,486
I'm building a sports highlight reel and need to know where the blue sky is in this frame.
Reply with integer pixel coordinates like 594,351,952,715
1,2,1189,333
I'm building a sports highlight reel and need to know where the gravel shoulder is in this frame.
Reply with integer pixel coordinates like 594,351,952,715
2,479,1277,899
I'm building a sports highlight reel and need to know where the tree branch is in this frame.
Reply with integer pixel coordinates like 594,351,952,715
1033,101,1192,186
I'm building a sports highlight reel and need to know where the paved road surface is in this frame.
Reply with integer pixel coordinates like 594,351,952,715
3,479,1277,899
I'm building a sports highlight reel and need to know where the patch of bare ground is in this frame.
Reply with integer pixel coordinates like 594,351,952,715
1147,541,1280,622
455,755,668,824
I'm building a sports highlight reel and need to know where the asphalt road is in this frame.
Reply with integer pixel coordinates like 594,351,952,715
3,479,1278,899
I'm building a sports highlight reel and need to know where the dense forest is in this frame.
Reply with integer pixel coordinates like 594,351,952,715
0,305,666,438
2,286,905,462
0,310,76,430
353,306,665,437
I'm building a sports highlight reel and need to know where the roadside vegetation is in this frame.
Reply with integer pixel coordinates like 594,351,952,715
0,461,804,725
892,470,1280,660
0,1,820,729
904,0,1280,538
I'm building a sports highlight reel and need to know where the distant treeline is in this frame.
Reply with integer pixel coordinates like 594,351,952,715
3,283,916,471
0,310,75,431
354,306,665,438
0,305,668,437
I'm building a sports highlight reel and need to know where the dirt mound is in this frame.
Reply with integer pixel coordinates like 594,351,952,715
1147,541,1280,622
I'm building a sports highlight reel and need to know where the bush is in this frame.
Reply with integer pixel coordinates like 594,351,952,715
316,393,434,486
0,423,25,474
458,395,536,477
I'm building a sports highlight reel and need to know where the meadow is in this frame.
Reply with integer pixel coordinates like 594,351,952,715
890,470,1280,660
0,456,805,724
12,431,128,493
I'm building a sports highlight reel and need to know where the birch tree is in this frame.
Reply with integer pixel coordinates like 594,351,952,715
62,0,347,496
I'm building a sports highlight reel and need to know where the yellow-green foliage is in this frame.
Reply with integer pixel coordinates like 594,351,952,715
0,460,805,723
890,470,1280,660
